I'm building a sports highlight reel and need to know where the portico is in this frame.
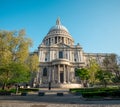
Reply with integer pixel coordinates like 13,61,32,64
51,59,71,84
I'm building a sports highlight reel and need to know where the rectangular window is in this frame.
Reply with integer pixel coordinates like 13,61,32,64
59,51,63,58
55,37,57,43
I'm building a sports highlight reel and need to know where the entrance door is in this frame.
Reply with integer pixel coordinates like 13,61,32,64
60,72,64,83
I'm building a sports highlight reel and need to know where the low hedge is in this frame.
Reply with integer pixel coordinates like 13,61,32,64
82,91,120,98
70,87,120,98
0,90,12,95
19,88,39,92
0,88,39,94
70,87,119,93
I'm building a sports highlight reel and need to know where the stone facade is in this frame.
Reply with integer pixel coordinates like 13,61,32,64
33,18,111,88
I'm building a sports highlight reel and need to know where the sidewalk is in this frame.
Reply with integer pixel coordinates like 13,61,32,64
0,88,120,107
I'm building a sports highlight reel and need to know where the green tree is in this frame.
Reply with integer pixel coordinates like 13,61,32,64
110,55,120,84
103,54,120,84
87,58,100,86
0,62,30,90
26,53,39,87
95,70,113,87
0,30,32,90
76,68,90,87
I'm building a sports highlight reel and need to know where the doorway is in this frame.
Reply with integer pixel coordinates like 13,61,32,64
60,72,64,83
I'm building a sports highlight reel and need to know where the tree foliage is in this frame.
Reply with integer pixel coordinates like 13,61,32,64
26,53,39,72
103,54,120,84
0,30,37,90
95,70,113,87
76,68,89,87
87,58,100,85
26,53,39,86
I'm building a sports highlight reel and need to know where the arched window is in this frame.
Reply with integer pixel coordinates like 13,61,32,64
43,68,47,76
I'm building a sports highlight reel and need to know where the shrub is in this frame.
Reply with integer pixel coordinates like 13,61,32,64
70,87,120,98
19,88,39,92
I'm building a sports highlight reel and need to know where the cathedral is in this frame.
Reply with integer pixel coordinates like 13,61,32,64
33,18,110,88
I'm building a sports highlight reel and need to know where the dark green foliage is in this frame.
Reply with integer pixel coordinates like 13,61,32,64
76,68,89,87
95,70,113,87
76,68,89,80
0,91,11,96
70,87,120,98
19,88,39,92
82,91,120,98
0,88,39,94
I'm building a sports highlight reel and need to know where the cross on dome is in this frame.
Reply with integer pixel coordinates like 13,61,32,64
56,17,61,25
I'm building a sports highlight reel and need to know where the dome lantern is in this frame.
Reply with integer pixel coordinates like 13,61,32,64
56,17,61,25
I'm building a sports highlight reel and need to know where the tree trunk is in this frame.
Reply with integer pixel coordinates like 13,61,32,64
2,83,6,90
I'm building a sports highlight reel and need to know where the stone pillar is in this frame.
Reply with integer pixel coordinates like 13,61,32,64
49,38,51,45
80,51,83,62
63,65,66,83
57,36,58,43
48,67,51,82
67,66,70,83
52,66,55,83
48,67,50,82
40,67,43,84
39,51,41,62
58,65,60,83
39,69,42,85
69,51,70,60
68,51,69,60
41,50,45,62
77,51,80,62
79,50,81,62
47,39,49,45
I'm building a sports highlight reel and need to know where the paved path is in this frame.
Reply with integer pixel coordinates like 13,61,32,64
0,88,120,107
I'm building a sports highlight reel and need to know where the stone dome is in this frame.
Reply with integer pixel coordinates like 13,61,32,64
42,18,74,46
49,18,69,33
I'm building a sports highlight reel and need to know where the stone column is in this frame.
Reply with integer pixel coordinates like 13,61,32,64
42,67,44,84
58,65,60,83
57,36,58,43
47,39,49,45
39,69,42,85
67,66,70,83
40,50,42,61
48,67,51,82
68,51,69,60
72,51,74,62
69,51,71,60
53,37,55,44
52,66,55,83
38,51,40,62
63,65,66,83
80,51,83,62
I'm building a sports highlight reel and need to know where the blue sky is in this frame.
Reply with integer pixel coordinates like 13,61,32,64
0,0,120,55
